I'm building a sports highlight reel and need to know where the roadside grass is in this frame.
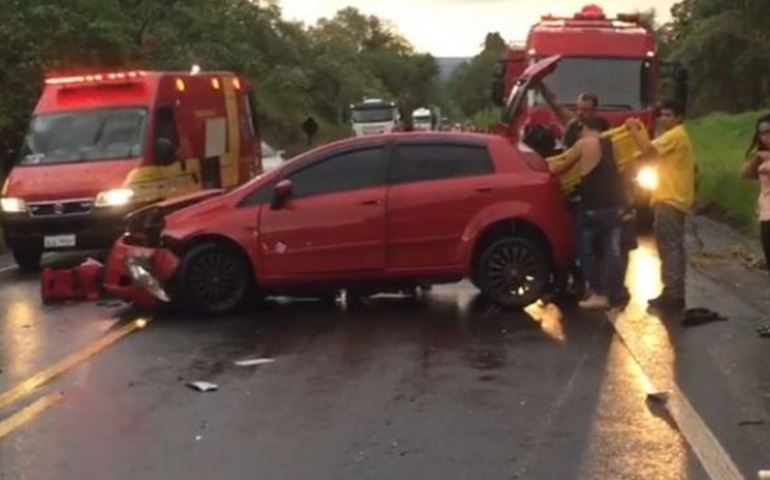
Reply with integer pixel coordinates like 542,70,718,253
687,110,769,235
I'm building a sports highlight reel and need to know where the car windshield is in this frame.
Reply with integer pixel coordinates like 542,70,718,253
535,57,653,110
352,107,395,123
21,108,147,165
413,115,432,122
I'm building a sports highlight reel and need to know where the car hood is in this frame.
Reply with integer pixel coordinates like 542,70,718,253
4,159,140,201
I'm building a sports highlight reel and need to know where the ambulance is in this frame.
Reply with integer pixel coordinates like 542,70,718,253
0,70,261,270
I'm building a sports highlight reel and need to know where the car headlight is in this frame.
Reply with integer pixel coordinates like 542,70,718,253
95,188,134,207
1,197,28,213
636,166,659,191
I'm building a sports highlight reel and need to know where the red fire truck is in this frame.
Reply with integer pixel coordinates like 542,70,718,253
494,4,671,135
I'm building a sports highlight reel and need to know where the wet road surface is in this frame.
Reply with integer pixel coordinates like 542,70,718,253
0,225,766,479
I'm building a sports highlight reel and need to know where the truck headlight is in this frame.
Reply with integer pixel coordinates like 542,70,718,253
636,166,658,191
95,188,134,207
1,197,28,213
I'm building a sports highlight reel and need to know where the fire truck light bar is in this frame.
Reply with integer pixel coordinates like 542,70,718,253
45,71,146,85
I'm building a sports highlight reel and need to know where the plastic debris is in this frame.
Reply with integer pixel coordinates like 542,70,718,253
757,325,770,338
233,358,275,367
186,381,219,392
738,419,765,427
681,308,728,328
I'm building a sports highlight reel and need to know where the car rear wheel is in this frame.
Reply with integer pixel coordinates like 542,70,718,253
13,246,42,272
178,243,253,316
476,237,550,308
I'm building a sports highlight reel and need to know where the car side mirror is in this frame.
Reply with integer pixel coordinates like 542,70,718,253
154,138,176,165
271,179,293,210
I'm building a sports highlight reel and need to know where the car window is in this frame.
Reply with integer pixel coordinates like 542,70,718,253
289,147,387,198
391,144,493,184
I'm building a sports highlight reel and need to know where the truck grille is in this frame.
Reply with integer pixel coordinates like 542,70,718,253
28,199,94,218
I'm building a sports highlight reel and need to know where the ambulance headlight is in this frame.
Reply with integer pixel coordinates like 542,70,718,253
1,197,28,213
636,166,659,191
95,188,134,207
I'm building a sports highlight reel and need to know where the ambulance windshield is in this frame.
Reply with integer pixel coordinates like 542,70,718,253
21,108,147,165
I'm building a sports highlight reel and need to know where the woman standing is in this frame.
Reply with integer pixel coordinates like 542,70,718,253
741,114,770,334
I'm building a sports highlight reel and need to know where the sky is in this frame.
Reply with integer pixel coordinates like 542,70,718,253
279,0,678,57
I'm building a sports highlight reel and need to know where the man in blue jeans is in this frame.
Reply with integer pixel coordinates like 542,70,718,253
550,116,626,309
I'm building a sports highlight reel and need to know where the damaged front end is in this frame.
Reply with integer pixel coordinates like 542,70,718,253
105,191,223,307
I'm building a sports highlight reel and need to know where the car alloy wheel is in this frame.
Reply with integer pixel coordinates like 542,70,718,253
478,237,549,308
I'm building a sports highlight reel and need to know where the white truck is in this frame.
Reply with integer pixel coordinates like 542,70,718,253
411,107,434,131
350,99,400,137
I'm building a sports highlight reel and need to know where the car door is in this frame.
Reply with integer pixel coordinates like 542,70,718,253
386,142,496,270
258,146,389,277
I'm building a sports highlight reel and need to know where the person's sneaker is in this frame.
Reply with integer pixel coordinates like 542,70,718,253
648,294,685,311
579,293,610,310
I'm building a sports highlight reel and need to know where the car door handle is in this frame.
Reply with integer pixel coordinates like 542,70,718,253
360,199,382,206
475,186,494,193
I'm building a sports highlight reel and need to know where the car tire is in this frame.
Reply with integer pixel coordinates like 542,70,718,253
13,247,42,272
178,243,253,316
475,236,550,308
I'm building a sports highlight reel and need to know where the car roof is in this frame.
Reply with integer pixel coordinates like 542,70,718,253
317,132,493,152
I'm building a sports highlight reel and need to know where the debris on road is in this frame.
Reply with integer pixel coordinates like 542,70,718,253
40,258,104,304
233,358,275,367
186,381,219,392
737,419,765,427
757,325,770,338
689,244,767,271
681,308,728,328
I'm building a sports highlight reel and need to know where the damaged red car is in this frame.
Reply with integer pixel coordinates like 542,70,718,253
104,130,574,315
105,57,574,315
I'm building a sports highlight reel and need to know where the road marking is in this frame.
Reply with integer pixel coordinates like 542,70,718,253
0,393,64,440
0,318,150,411
0,265,15,274
607,312,744,480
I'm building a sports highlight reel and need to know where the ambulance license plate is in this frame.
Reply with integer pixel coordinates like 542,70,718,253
44,234,76,248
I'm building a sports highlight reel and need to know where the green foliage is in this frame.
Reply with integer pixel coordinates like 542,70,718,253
687,110,770,232
0,1,440,172
663,0,770,115
445,33,507,120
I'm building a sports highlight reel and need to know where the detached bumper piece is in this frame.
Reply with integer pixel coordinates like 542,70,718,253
126,257,171,303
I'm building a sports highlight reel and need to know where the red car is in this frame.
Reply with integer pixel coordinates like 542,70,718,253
104,131,574,315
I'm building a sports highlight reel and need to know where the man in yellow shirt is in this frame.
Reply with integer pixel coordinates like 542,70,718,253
626,99,696,310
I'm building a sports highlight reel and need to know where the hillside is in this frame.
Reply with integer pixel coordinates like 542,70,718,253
687,111,769,232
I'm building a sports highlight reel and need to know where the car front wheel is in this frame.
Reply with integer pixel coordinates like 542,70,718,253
178,243,253,316
475,237,550,308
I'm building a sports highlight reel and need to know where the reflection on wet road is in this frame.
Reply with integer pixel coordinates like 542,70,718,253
0,259,710,480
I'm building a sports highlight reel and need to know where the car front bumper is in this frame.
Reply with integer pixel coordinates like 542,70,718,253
104,237,180,308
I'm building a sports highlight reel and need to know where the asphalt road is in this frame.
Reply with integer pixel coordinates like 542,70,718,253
0,223,767,479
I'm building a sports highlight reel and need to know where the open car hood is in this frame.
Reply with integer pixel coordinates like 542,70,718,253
500,55,561,126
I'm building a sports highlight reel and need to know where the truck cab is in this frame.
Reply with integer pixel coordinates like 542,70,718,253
350,99,400,137
0,70,260,270
494,5,659,137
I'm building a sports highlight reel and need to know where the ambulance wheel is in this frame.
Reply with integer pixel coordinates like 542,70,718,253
13,247,42,272
178,243,253,316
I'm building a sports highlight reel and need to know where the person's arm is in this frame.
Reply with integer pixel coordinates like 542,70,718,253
537,83,573,128
624,118,657,159
549,141,583,176
741,153,763,180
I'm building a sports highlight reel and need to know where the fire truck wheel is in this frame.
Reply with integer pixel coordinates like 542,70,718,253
13,247,42,272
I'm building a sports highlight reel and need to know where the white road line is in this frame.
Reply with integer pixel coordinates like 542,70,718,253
0,265,16,274
607,312,744,480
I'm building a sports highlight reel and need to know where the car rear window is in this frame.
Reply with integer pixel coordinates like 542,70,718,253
391,144,493,184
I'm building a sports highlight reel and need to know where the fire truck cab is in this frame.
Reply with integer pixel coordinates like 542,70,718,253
1,70,261,270
494,4,660,137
